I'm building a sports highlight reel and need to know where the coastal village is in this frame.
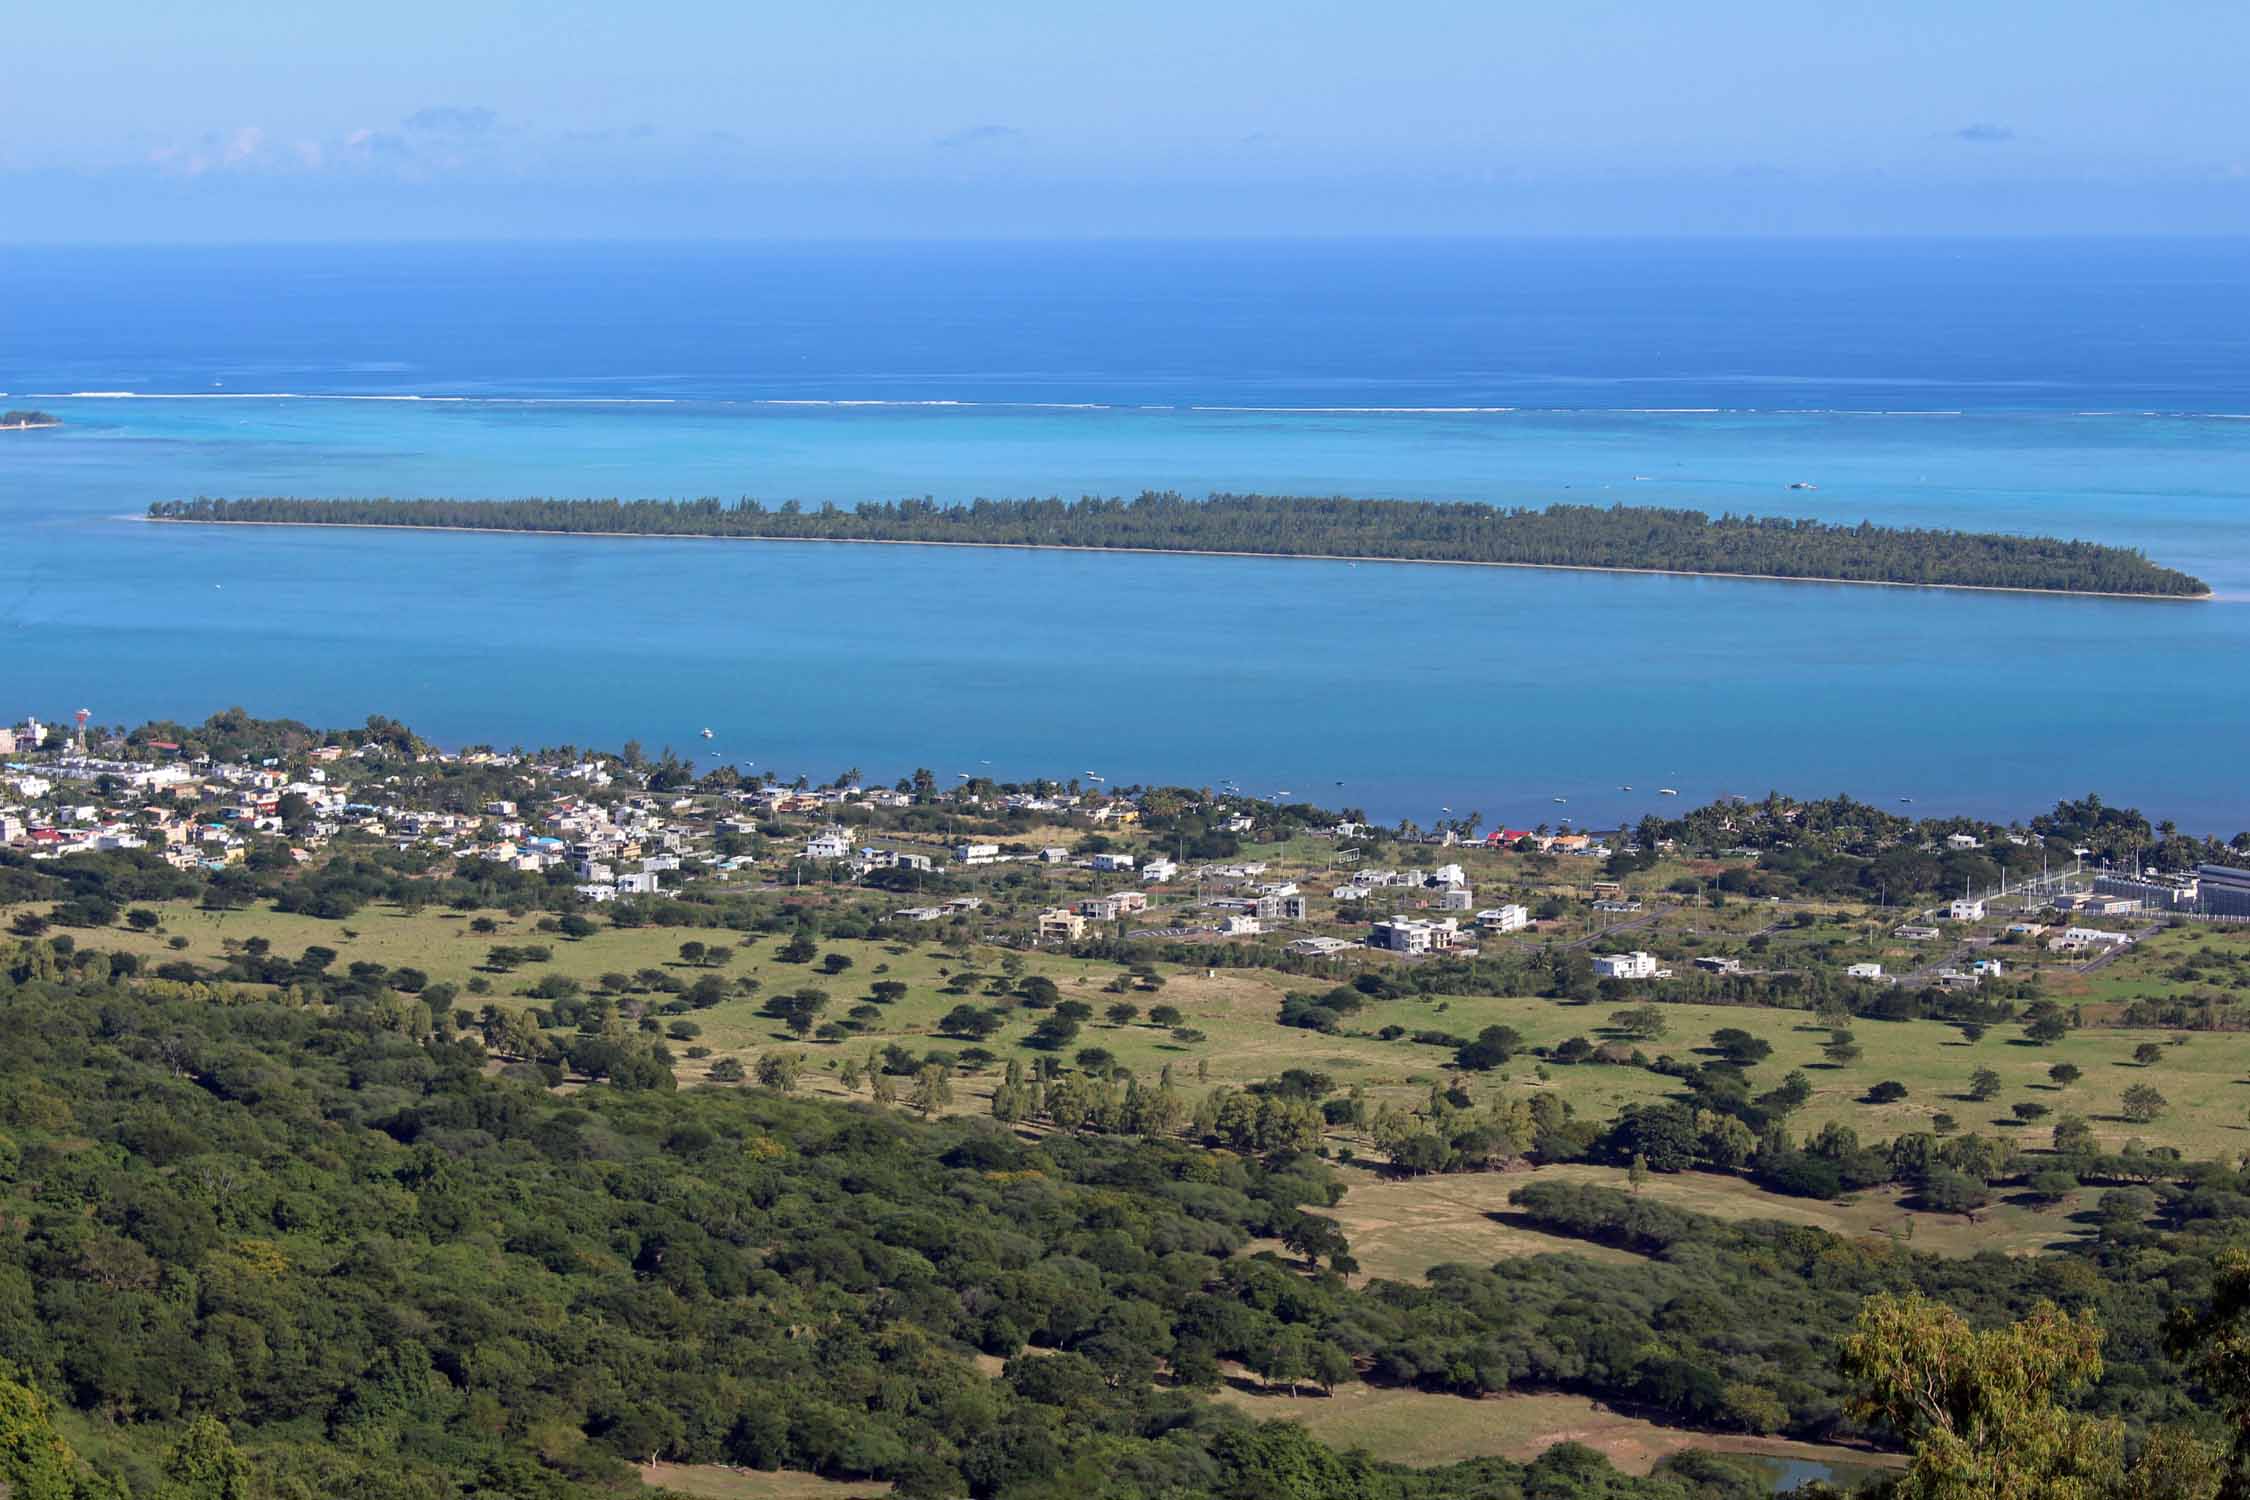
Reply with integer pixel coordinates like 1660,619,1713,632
7,708,2245,1000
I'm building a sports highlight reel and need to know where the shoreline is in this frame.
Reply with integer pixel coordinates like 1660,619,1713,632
139,515,2215,601
0,421,61,431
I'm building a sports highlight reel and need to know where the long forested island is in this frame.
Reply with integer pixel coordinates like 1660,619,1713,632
1,408,58,430
146,492,2214,596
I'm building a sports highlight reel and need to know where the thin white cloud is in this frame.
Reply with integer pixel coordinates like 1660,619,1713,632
146,125,268,177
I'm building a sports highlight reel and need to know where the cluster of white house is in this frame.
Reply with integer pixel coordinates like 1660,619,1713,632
890,896,984,922
1365,914,1464,954
1,732,722,899
24,714,2250,982
1359,900,1533,955
0,718,55,756
476,789,702,901
1933,957,2010,987
1331,863,1469,903
1209,886,1311,924
5,749,347,870
627,781,2245,961
2049,926,2137,954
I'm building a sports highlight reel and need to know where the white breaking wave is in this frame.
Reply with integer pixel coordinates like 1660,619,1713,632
32,391,679,404
1597,407,1965,416
750,399,1112,410
2076,409,2250,420
32,392,1121,410
1187,405,1520,414
1185,404,1976,417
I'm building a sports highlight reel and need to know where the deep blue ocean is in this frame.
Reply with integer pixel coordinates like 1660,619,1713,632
3,239,2247,830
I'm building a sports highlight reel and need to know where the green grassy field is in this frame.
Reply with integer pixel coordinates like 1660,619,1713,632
1317,1166,1643,1279
655,1360,1898,1484
1355,985,2250,1157
642,1463,890,1499
30,895,2250,1160
1323,1161,2092,1281
1210,1381,1899,1480
2048,922,2250,1006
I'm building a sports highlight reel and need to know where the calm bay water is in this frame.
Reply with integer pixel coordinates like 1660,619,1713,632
2,240,2247,830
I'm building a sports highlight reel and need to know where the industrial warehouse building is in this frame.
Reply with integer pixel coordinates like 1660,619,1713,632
2199,864,2250,918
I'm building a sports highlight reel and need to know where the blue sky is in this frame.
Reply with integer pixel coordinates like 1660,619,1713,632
4,0,2246,238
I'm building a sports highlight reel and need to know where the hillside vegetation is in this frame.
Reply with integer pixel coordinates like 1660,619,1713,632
2,946,2247,1498
0,954,1805,1500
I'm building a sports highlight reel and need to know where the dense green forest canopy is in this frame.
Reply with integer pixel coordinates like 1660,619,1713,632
0,957,1787,1500
3,408,58,427
2,945,2246,1499
146,494,2212,596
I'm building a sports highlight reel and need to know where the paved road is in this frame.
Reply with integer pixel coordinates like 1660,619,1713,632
2077,919,2165,973
1891,915,2164,990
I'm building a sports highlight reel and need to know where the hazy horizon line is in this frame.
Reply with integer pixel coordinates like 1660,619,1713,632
9,229,2250,249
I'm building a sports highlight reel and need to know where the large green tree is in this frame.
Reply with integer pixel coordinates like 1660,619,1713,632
1841,1294,2215,1500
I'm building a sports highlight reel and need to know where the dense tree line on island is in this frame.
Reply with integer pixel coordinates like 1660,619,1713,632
146,494,2212,596
2,409,59,428
6,946,2250,1499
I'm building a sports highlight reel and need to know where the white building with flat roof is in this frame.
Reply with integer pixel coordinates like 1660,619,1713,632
804,827,855,860
1592,951,1658,980
1369,915,1461,954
